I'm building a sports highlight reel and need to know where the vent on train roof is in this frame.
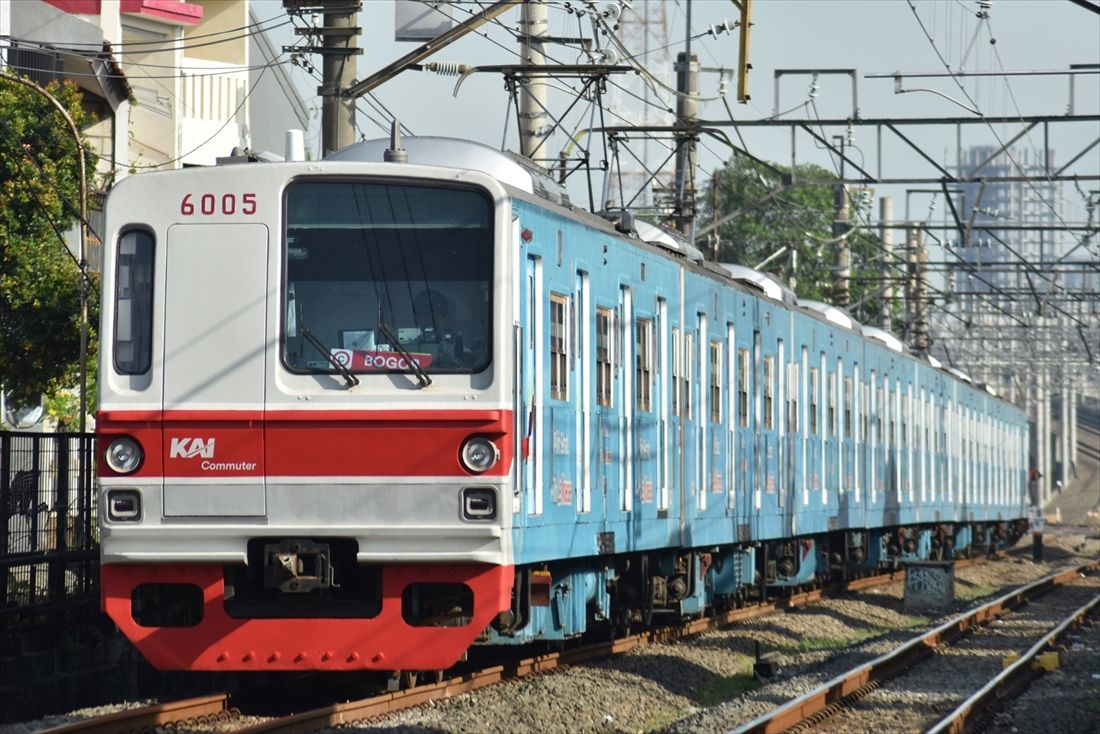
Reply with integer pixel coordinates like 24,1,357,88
718,264,794,304
633,220,705,262
861,326,905,353
947,367,973,384
326,136,570,207
797,299,860,331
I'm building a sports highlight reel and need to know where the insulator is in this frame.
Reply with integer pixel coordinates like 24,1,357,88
426,61,469,76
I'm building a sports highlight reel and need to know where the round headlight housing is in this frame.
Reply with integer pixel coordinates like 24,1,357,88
105,436,143,475
460,437,499,474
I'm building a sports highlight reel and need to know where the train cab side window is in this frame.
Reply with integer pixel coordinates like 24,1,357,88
550,294,569,400
114,229,155,375
763,356,774,430
738,348,750,427
596,307,613,407
636,318,653,412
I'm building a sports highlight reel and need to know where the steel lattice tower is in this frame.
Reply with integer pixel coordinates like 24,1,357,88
607,0,675,213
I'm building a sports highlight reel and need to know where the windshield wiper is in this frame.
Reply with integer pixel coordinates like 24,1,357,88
376,321,432,388
301,327,359,388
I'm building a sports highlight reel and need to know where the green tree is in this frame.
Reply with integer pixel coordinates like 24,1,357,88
697,155,891,321
0,77,98,427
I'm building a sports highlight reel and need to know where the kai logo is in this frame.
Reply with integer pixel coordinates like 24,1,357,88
169,437,215,459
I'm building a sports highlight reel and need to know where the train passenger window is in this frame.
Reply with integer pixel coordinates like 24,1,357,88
684,332,695,419
550,293,569,400
876,385,884,444
671,328,682,416
636,318,653,412
738,349,750,427
901,388,909,448
114,229,155,375
844,377,852,439
809,367,819,434
596,307,613,406
763,356,774,430
788,363,799,433
862,383,870,441
827,373,836,438
283,181,492,374
709,341,722,423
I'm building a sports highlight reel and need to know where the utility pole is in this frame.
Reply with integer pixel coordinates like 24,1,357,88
904,224,930,353
879,196,894,329
673,49,698,235
518,0,549,159
285,0,362,156
319,1,360,156
831,135,851,308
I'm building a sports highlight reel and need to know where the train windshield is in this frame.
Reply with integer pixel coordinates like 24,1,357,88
283,180,494,376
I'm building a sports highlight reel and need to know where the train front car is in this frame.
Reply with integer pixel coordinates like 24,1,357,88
96,155,516,671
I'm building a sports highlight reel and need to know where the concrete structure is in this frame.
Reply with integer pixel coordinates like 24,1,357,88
1,0,310,205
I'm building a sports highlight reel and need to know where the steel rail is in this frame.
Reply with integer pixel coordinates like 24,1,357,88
729,561,1100,734
26,555,1002,734
926,591,1100,734
38,693,234,734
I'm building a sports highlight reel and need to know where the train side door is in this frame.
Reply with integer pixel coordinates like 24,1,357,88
161,224,268,517
521,255,543,521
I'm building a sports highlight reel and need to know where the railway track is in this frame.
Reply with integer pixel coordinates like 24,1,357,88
732,560,1100,734
35,556,1007,734
36,694,239,734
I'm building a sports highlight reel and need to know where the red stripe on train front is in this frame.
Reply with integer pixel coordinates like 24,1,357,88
102,563,513,671
97,409,514,478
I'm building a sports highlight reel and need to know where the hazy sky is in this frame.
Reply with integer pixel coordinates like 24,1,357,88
255,0,1099,221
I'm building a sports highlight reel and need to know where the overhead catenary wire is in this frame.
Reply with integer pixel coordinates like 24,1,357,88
905,0,1090,256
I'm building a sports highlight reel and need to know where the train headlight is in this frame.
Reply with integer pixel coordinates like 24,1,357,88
105,436,143,474
460,437,499,474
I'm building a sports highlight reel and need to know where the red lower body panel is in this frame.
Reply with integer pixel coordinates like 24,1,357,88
102,563,513,671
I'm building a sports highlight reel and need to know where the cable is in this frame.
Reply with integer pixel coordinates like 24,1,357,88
905,0,1088,253
0,13,293,54
128,64,271,170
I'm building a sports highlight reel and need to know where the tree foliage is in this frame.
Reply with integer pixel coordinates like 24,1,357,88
0,77,98,425
697,155,891,321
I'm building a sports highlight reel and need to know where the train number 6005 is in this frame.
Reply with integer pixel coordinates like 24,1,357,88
180,193,257,216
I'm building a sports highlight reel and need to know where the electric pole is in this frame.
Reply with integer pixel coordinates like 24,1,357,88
285,0,362,157
831,135,851,308
518,0,549,160
673,49,698,235
879,196,894,328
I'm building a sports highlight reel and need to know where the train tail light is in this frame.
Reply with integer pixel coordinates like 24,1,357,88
107,489,142,521
462,487,497,520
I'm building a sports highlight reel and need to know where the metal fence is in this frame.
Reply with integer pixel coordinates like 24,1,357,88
1,431,98,634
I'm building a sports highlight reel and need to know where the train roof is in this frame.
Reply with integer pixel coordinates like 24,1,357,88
327,136,572,207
